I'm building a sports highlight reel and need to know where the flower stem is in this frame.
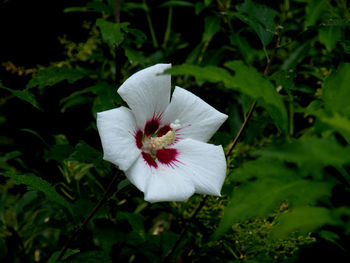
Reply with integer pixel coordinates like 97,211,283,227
163,25,284,263
56,171,120,261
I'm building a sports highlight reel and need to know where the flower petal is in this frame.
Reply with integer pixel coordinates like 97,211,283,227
97,107,140,171
163,87,228,142
174,138,226,196
117,64,171,129
125,155,195,203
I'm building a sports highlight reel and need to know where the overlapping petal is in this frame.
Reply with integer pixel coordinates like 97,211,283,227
174,138,226,196
97,107,140,171
163,87,228,142
117,64,171,129
125,155,195,202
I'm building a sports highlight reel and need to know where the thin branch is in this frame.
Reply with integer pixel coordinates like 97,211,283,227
57,171,120,261
115,0,121,23
163,25,284,263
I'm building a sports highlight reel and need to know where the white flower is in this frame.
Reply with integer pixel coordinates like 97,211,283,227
97,64,228,203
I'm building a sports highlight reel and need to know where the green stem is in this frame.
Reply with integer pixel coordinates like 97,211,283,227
143,0,158,48
162,7,173,49
57,171,120,261
289,101,294,136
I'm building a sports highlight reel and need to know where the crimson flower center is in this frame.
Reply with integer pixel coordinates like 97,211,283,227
135,118,181,169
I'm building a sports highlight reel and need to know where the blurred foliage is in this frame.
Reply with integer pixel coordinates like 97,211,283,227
1,0,350,262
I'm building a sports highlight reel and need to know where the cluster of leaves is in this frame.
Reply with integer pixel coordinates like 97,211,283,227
1,0,350,262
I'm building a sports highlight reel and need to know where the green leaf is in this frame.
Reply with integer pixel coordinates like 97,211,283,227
323,63,350,117
117,212,146,238
318,112,350,143
63,250,111,263
214,160,334,239
340,40,350,54
47,249,80,263
319,25,342,52
1,172,73,215
202,16,221,42
27,66,86,90
281,40,311,70
68,141,104,167
96,18,129,46
254,137,350,178
159,1,194,7
236,0,278,48
44,144,75,162
270,207,334,239
168,62,288,133
305,0,328,27
225,61,288,134
0,82,41,109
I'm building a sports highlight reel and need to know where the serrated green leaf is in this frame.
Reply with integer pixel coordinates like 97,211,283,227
27,66,86,90
214,161,334,239
0,82,41,109
1,172,73,215
236,0,278,47
270,207,334,239
96,18,129,46
323,63,350,117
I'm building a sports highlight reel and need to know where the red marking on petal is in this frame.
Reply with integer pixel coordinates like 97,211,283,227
142,152,158,168
156,148,178,166
135,130,143,149
157,125,171,137
144,118,160,137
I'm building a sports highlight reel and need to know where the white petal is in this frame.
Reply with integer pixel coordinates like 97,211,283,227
97,107,140,171
117,64,171,129
163,87,228,142
175,138,226,196
125,155,195,203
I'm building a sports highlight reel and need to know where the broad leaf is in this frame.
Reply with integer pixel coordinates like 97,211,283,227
236,0,278,48
318,112,350,143
323,63,350,117
254,137,350,178
319,25,342,52
68,141,103,167
214,159,334,239
96,18,129,46
305,0,328,27
202,16,221,42
270,206,334,239
27,66,86,90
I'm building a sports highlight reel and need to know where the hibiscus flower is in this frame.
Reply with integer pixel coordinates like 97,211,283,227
97,64,227,203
